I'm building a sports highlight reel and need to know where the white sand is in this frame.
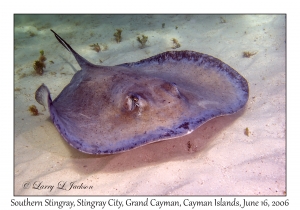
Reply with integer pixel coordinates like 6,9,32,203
14,14,285,195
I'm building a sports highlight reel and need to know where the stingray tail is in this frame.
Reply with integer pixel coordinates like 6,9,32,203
35,84,52,110
50,29,94,69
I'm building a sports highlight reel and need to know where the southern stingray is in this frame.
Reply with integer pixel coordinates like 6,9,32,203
35,30,249,154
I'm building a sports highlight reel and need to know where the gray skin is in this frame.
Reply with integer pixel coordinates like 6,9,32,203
35,30,249,154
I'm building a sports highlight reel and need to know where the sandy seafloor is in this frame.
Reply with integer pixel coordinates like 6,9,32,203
14,14,286,195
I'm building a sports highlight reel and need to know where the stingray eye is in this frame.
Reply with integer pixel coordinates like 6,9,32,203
124,94,139,111
161,82,181,98
131,95,140,108
132,96,139,104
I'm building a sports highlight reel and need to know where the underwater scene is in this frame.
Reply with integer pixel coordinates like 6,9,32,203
14,14,285,195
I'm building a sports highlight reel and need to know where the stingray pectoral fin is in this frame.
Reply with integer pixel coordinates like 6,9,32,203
50,29,94,69
35,84,52,110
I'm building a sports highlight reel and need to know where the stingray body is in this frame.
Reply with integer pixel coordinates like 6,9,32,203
35,30,249,154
